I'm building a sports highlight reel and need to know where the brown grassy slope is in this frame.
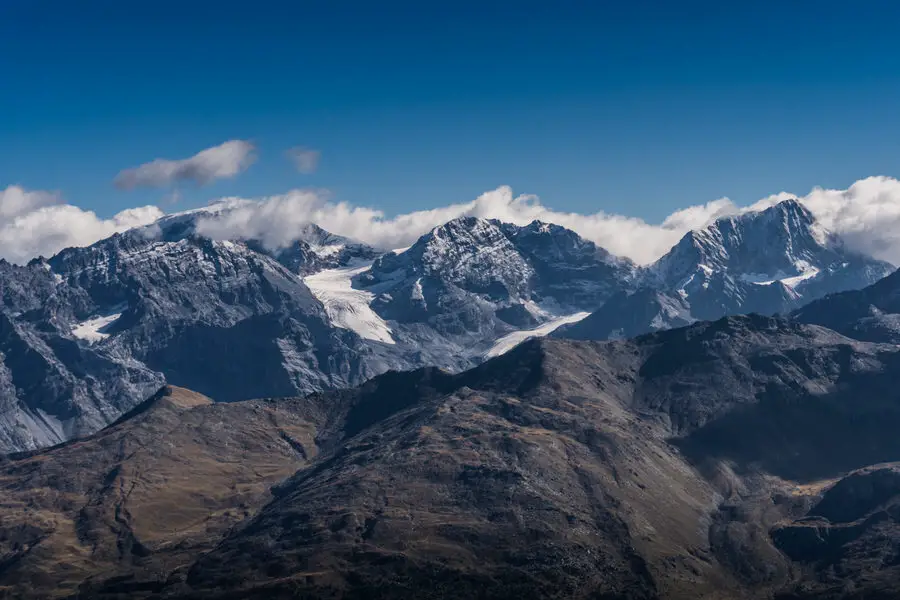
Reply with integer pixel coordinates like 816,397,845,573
0,386,324,599
174,318,900,600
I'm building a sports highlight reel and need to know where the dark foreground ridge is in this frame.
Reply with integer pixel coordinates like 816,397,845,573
2,315,900,599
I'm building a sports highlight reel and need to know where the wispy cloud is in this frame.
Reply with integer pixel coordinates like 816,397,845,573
0,185,162,263
114,140,256,190
285,146,321,174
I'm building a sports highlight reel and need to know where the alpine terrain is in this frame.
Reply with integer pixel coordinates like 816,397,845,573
0,198,894,453
558,199,893,341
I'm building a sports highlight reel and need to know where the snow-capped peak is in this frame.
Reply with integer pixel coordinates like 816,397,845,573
410,217,535,297
654,199,838,285
643,198,894,321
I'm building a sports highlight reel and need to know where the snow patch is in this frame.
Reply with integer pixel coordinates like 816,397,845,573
71,312,122,343
780,267,821,287
411,277,425,304
303,262,395,344
523,300,551,319
309,243,345,258
742,261,820,288
485,312,590,359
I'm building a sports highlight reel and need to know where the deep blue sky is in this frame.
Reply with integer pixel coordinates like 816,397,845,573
3,0,900,220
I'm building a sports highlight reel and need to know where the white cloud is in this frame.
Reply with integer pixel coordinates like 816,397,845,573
781,176,900,264
114,140,256,189
195,186,733,264
0,186,163,264
286,147,321,174
195,177,900,266
7,175,900,267
0,185,61,219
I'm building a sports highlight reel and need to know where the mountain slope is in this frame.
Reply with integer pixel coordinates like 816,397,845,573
555,287,695,340
792,268,900,343
0,310,163,451
172,319,900,599
0,217,392,452
0,385,325,599
113,318,900,598
48,231,379,399
349,216,633,356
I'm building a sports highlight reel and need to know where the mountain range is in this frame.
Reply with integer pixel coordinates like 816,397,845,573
5,195,900,598
0,197,895,453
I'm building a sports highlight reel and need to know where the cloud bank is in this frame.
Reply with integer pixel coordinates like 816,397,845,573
196,187,739,264
7,176,900,267
195,176,900,266
750,177,900,264
286,147,321,174
0,185,163,264
114,140,256,189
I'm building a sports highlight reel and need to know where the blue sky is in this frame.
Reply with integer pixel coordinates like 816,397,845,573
3,0,900,222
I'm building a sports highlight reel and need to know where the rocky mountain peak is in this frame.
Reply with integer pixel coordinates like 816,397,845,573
419,217,516,267
660,199,832,282
501,219,629,268
368,216,535,299
640,199,892,323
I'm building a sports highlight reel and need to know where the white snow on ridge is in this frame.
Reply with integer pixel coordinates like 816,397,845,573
780,264,821,287
303,262,395,344
741,262,820,288
485,312,591,359
309,243,345,258
72,312,122,343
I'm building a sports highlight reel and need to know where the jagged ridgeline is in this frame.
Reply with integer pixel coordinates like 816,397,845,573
0,199,894,453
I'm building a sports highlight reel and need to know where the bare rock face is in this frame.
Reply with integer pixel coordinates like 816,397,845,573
356,216,637,353
771,465,900,599
0,220,383,453
651,199,892,318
